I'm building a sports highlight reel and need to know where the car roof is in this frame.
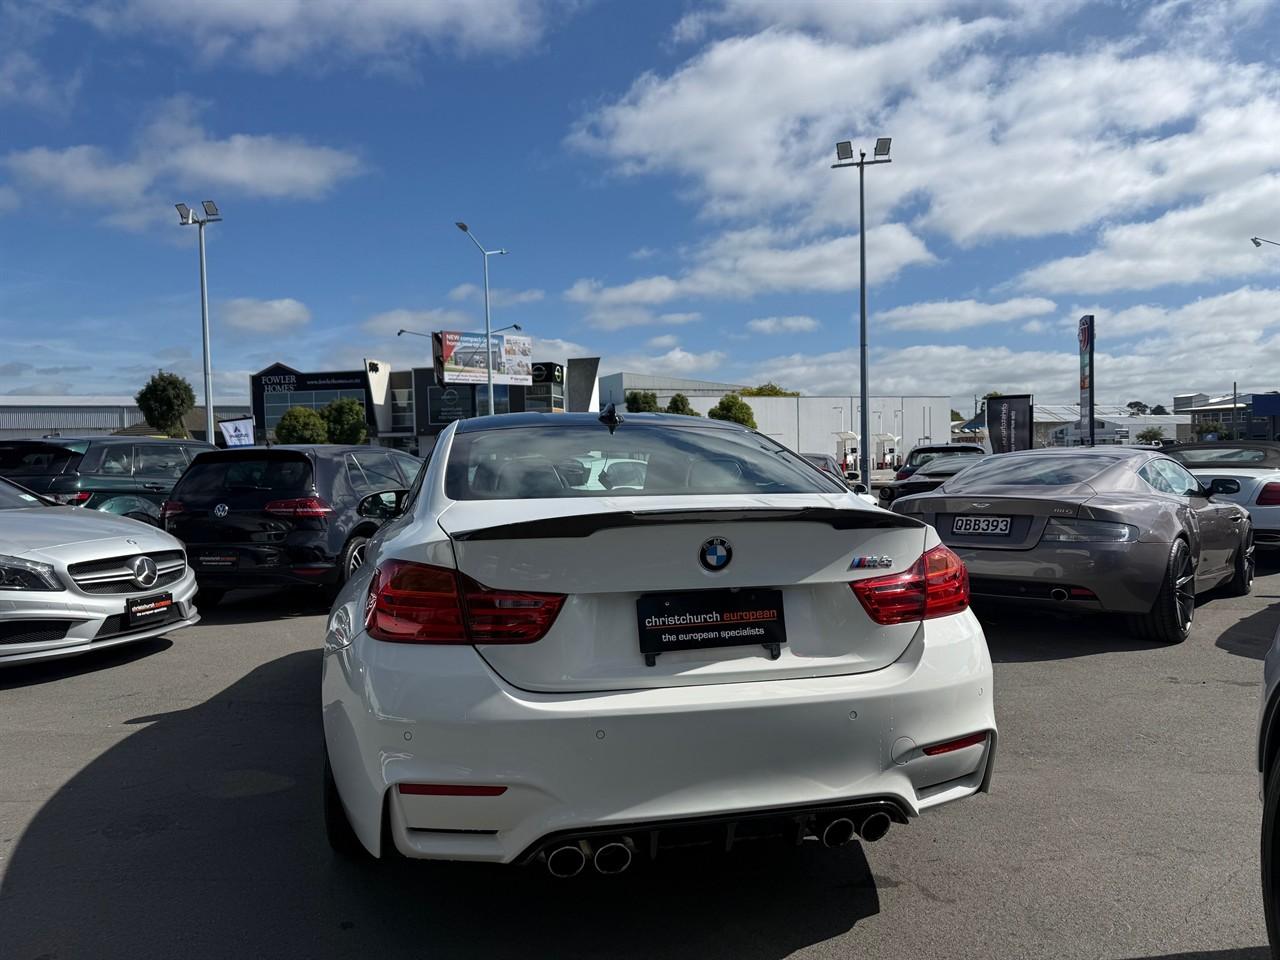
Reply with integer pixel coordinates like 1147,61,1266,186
454,412,750,433
7,436,210,445
188,444,391,460
910,443,984,451
1168,441,1280,467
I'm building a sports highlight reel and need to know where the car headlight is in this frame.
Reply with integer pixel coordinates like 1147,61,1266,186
0,554,65,590
1042,519,1137,543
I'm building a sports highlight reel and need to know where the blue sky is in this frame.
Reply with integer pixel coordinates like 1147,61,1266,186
3,0,1280,409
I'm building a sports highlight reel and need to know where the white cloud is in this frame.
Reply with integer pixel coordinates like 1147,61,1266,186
879,297,1055,332
608,347,726,377
646,334,679,349
0,185,18,214
747,315,820,334
581,308,703,331
1019,174,1280,294
1023,319,1047,334
629,246,659,261
222,297,311,333
532,337,590,361
363,307,473,337
4,96,362,228
566,225,933,309
76,0,559,68
0,50,79,112
447,283,545,306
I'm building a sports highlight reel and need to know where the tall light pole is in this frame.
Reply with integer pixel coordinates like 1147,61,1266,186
1252,236,1280,248
176,201,221,444
833,137,892,487
456,222,508,415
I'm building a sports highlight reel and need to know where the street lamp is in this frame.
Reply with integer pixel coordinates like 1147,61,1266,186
175,200,221,444
1252,236,1280,248
455,221,509,414
832,137,892,487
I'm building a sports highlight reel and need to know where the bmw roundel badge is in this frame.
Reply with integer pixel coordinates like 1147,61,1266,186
700,537,732,572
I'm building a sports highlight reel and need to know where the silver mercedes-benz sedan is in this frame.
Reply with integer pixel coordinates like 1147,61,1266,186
892,447,1252,644
0,477,199,667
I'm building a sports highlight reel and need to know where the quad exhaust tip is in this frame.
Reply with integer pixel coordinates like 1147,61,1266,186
546,844,587,878
858,811,892,843
593,839,634,875
820,817,856,847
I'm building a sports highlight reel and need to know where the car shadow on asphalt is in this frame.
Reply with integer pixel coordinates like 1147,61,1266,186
195,586,333,626
0,636,173,691
1125,951,1269,959
976,604,1154,662
0,648,882,960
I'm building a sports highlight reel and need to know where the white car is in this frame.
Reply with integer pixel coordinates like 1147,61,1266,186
0,477,199,666
322,412,996,875
1170,442,1280,549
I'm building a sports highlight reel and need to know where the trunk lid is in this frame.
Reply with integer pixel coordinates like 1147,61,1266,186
896,488,1095,551
438,494,928,692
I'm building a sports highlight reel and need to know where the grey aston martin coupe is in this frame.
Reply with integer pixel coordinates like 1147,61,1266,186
891,447,1253,643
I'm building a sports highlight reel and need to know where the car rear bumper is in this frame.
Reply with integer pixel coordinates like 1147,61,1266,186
194,564,339,589
0,569,199,667
322,609,996,864
952,540,1171,614
1254,528,1280,549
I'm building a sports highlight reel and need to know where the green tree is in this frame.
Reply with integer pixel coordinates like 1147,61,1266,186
135,371,196,437
1126,400,1150,416
1136,426,1165,444
664,393,701,416
951,409,965,422
275,406,329,444
1194,420,1225,439
1150,404,1169,415
322,397,368,444
982,391,1004,399
707,394,757,429
739,382,799,397
624,390,660,412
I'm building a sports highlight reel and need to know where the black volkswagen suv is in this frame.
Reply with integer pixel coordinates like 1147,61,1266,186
0,436,213,524
162,445,421,606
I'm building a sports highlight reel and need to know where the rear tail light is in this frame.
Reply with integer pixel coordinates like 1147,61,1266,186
922,732,988,756
160,500,184,520
365,559,565,645
894,469,911,480
851,544,970,624
264,496,333,518
53,491,92,506
1258,483,1280,506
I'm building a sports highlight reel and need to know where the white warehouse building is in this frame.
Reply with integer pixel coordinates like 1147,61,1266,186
598,373,950,467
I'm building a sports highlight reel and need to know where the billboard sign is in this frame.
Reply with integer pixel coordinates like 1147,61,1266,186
436,331,533,386
1078,314,1095,447
988,394,1033,454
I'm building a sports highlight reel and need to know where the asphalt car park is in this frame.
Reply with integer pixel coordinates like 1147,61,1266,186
1,569,1275,960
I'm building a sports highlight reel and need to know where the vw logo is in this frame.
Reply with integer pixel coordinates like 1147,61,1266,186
700,537,732,572
213,503,229,519
130,555,159,589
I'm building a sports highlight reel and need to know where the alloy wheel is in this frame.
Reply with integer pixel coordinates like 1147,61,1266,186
349,543,366,577
1175,554,1195,630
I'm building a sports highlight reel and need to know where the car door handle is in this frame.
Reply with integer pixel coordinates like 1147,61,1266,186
142,482,166,491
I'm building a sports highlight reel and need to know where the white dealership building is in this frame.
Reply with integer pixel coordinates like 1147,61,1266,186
598,372,951,466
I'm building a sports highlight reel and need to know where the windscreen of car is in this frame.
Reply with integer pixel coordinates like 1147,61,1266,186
906,448,979,469
175,454,312,501
919,456,984,476
346,451,404,495
945,454,1120,489
446,424,845,499
0,477,49,508
1170,446,1273,466
0,442,86,475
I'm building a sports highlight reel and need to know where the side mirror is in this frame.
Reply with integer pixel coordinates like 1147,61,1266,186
358,489,409,520
849,482,870,495
1208,477,1241,496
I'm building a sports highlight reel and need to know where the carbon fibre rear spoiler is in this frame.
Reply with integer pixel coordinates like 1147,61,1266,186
449,506,923,542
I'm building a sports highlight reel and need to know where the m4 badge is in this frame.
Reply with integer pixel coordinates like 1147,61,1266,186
850,555,894,569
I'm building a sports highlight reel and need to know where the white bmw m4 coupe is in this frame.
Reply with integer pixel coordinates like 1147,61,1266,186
322,411,996,875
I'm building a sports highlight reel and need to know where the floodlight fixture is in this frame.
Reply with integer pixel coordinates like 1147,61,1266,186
874,137,892,157
835,141,854,162
175,203,191,222
456,221,469,232
202,200,220,218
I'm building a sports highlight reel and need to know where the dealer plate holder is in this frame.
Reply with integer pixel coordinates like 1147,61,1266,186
644,641,781,667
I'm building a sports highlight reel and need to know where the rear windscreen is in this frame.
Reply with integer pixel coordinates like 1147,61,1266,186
1171,447,1274,466
175,455,312,501
445,424,843,500
946,454,1119,488
0,442,86,475
907,448,981,468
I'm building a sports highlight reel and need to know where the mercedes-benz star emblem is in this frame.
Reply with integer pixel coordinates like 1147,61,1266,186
130,555,159,589
213,503,229,519
700,537,732,572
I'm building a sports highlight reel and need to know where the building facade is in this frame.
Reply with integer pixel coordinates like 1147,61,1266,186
0,396,250,442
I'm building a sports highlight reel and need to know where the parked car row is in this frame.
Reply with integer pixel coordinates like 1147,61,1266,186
0,439,423,666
